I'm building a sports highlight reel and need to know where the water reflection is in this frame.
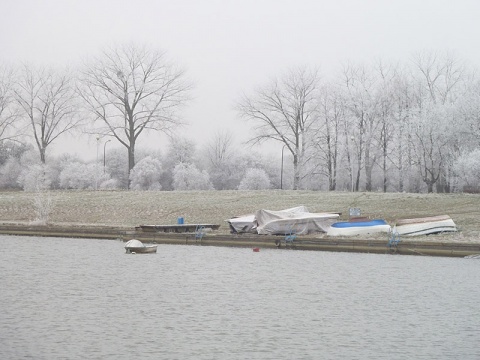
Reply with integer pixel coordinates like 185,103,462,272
0,236,479,359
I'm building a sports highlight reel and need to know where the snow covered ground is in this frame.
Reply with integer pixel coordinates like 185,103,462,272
0,190,478,242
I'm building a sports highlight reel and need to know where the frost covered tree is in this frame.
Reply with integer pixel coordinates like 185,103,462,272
59,161,107,189
410,103,455,193
14,64,82,164
172,162,213,190
31,190,53,225
78,43,192,188
161,137,196,190
203,131,241,190
0,141,30,189
454,149,480,187
0,141,29,165
18,164,52,191
46,153,83,189
387,65,416,192
411,50,465,106
410,51,466,192
0,156,23,189
340,63,387,192
104,147,129,189
309,83,346,190
129,156,163,190
0,65,20,143
237,66,320,189
455,79,480,147
166,137,196,164
238,168,271,190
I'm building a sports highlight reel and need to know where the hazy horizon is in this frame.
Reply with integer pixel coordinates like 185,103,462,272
2,0,480,160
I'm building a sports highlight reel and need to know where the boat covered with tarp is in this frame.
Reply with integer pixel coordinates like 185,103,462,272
227,206,340,235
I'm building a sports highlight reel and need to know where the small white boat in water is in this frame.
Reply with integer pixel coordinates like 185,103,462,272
124,239,157,254
394,215,457,236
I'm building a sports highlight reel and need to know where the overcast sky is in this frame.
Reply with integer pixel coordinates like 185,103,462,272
2,0,480,160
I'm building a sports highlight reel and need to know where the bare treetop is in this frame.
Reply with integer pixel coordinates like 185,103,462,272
78,43,192,187
0,65,20,142
236,66,320,189
14,64,82,163
81,44,191,139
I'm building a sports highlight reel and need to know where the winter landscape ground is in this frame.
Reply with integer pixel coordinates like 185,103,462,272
0,190,478,242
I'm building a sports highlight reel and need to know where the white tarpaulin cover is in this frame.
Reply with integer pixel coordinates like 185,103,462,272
255,207,340,235
125,239,145,248
227,214,257,233
227,206,340,235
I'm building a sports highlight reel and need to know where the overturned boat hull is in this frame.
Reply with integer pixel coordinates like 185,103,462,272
394,215,457,236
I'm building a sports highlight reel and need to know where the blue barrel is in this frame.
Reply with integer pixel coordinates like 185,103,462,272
177,217,184,225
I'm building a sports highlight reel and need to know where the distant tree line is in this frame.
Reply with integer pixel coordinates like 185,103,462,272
237,51,480,192
0,46,479,192
0,134,280,191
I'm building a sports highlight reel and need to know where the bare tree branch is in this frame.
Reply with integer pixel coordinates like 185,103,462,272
78,43,192,188
13,64,83,163
236,66,320,189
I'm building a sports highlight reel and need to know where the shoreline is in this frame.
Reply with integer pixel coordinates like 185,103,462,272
1,222,479,258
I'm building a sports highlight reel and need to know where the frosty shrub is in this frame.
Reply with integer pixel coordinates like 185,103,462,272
48,153,83,189
99,178,120,190
454,149,480,186
59,162,107,189
238,168,271,190
31,187,54,225
129,156,163,190
161,138,197,190
105,147,129,189
0,157,23,189
172,163,213,190
18,164,53,191
166,137,196,165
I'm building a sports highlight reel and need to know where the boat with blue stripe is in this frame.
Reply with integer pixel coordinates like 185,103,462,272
327,219,391,236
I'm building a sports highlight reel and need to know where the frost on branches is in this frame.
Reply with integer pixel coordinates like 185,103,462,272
129,156,163,190
31,188,54,225
238,168,271,190
172,163,213,190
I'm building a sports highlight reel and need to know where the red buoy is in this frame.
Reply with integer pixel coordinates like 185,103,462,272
253,247,260,252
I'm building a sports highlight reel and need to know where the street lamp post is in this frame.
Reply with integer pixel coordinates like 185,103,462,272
103,139,111,174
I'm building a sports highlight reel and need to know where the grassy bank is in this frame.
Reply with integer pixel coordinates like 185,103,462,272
0,190,478,241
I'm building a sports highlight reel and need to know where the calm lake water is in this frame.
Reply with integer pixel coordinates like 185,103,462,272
0,235,479,360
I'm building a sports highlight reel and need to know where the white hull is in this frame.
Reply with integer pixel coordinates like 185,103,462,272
394,216,457,236
327,224,391,237
124,239,158,254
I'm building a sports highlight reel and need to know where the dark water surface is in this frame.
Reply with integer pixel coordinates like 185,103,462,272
1,235,479,359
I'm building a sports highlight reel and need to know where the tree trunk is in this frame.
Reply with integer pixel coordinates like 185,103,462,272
355,164,361,192
365,145,373,192
293,153,299,190
40,147,46,164
398,139,404,192
436,171,450,193
382,124,388,193
427,182,434,193
383,148,387,192
329,154,337,191
128,145,135,189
